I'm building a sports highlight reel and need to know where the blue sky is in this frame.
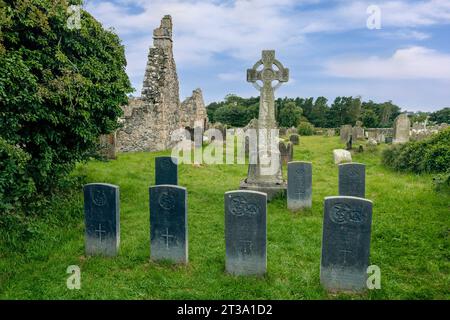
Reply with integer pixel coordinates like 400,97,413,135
84,0,450,111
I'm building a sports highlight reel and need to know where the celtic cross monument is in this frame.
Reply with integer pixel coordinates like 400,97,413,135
240,50,289,200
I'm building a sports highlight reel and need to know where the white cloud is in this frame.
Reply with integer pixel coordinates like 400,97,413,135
217,72,244,81
325,46,450,80
378,29,431,40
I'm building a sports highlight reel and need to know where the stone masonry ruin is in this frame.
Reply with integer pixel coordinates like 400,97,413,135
115,15,208,153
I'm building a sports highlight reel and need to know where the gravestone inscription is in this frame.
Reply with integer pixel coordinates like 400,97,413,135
150,185,188,263
320,196,373,293
84,183,120,256
225,190,267,276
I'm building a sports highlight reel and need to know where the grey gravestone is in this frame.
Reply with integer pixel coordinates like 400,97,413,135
289,134,299,145
320,196,373,293
150,185,188,263
84,183,120,256
352,125,364,141
340,125,352,143
339,163,365,198
279,141,293,165
155,156,178,185
287,161,312,210
225,190,267,276
393,113,410,144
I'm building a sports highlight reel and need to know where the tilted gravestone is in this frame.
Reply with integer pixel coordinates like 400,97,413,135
287,161,312,210
84,183,120,256
289,134,300,145
320,196,373,293
150,185,188,263
338,163,365,198
155,156,178,185
225,190,267,276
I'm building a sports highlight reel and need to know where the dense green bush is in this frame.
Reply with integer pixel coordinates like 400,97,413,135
0,138,36,213
0,0,132,236
382,128,450,173
0,0,132,194
297,122,315,136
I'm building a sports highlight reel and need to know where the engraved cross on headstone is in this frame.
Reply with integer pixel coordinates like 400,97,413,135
95,223,106,244
162,228,175,249
247,50,289,125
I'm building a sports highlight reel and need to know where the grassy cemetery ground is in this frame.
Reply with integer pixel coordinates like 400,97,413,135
0,136,448,299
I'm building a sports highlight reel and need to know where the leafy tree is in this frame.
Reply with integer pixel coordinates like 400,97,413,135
430,107,450,124
309,96,329,127
362,109,378,128
278,101,302,128
0,0,132,196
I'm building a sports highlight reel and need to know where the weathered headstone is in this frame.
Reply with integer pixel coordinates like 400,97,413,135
279,141,294,165
338,163,365,198
150,185,188,263
393,113,411,144
320,196,373,293
155,156,178,185
225,190,267,276
84,183,120,256
340,125,352,143
289,134,300,145
352,123,364,141
287,161,312,210
333,149,352,164
99,133,117,160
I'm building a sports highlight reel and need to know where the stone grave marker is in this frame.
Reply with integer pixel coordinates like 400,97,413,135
393,113,411,144
225,190,267,276
340,125,352,143
150,185,188,263
155,156,178,185
320,196,373,293
338,163,365,198
84,183,120,256
287,161,312,210
279,141,294,165
289,134,300,145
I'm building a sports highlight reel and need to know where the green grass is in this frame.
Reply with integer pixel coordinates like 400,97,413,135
0,136,449,299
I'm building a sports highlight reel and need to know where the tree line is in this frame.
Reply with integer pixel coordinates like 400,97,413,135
207,95,449,128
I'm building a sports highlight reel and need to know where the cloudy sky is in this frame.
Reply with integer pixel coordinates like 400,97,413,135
84,0,450,111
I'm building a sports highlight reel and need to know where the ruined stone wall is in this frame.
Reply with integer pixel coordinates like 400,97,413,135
180,88,209,129
116,15,191,153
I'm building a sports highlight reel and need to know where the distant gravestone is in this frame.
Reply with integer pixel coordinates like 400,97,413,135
84,183,120,256
339,163,366,198
155,156,178,185
393,113,411,144
333,149,352,165
150,185,188,264
279,141,294,165
289,134,299,145
340,125,352,143
225,190,267,276
287,161,312,210
352,125,364,141
320,196,373,293
99,133,117,160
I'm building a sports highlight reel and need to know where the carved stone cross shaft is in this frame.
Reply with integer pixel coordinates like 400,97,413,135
247,50,289,125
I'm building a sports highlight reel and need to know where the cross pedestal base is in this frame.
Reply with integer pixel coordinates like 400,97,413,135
239,179,286,201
